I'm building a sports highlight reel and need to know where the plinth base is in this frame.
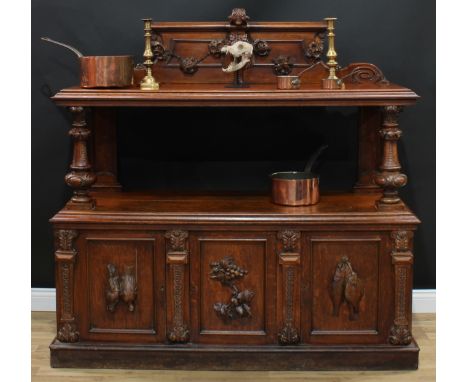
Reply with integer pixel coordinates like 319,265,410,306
50,339,419,370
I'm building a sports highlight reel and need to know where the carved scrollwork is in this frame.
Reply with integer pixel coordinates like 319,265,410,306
210,256,254,321
105,263,137,312
272,55,294,76
330,256,364,321
304,33,325,62
57,321,79,343
338,63,389,85
253,39,271,57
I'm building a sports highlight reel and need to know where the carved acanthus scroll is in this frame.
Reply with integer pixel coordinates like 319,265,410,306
165,230,190,343
209,256,254,321
277,230,300,345
330,256,364,321
389,231,414,346
55,229,80,343
65,107,96,210
105,263,137,312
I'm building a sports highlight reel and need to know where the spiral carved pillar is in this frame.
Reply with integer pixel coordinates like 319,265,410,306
374,106,407,209
65,106,96,210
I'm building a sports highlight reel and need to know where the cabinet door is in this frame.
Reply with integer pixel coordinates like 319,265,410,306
76,232,165,342
302,233,392,345
190,232,277,344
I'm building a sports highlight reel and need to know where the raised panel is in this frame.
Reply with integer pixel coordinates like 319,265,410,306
305,235,386,344
85,238,156,338
190,233,276,344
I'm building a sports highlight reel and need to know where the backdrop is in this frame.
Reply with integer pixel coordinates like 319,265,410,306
32,0,435,288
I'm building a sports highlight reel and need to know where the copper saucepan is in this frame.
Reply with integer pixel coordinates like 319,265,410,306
41,37,134,88
270,145,328,206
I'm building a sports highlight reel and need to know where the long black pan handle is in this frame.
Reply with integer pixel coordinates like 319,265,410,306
304,144,329,173
41,37,84,58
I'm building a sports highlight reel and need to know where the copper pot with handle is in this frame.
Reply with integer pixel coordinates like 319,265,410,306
41,37,134,88
270,145,328,206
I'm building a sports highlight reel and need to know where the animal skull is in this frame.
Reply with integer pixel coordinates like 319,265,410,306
221,41,253,73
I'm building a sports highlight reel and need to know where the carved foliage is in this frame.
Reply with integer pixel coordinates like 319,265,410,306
105,263,138,312
55,229,78,252
57,322,79,343
278,230,300,252
272,55,294,76
165,230,188,252
330,256,364,321
228,8,249,26
210,256,254,321
304,33,325,62
253,39,271,57
389,324,412,346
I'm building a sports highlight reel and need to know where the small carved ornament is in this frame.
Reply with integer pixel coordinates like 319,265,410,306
209,256,254,321
389,324,412,346
272,55,294,76
304,33,325,62
278,323,300,345
57,321,79,343
105,263,137,312
330,256,364,321
228,8,249,26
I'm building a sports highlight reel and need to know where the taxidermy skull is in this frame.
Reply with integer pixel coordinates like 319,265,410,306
221,41,254,73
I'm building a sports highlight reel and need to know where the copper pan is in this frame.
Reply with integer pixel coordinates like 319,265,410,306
270,145,328,206
41,37,134,88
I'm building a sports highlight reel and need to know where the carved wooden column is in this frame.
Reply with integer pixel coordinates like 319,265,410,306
354,107,382,193
374,106,407,209
389,231,413,346
165,230,190,343
277,230,301,345
65,106,96,210
55,229,79,343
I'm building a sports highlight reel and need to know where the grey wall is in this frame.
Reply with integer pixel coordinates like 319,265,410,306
32,0,435,288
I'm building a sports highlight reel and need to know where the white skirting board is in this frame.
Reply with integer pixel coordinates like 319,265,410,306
31,288,436,313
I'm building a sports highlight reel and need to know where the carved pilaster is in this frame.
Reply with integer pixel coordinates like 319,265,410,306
374,106,407,209
65,106,96,210
54,229,79,343
165,230,190,343
277,230,300,345
389,231,414,346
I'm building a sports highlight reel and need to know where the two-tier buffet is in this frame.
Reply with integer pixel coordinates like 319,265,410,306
48,9,420,370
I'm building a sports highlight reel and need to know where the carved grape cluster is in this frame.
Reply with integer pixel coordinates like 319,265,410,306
209,256,248,285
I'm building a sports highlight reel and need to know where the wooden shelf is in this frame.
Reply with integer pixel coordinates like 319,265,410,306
51,191,420,226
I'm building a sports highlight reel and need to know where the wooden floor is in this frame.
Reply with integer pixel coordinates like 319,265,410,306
32,312,435,381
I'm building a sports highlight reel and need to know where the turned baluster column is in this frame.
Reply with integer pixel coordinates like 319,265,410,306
65,106,96,209
374,106,407,209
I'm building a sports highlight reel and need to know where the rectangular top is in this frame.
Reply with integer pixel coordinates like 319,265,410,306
52,83,418,107
50,192,420,226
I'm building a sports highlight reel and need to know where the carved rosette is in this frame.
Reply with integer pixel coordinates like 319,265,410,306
165,230,190,343
210,257,254,321
253,39,271,57
65,106,96,210
388,231,414,346
277,230,300,345
374,106,407,209
304,33,325,62
55,229,80,343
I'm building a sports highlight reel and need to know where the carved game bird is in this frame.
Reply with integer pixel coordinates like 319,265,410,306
106,264,120,312
344,271,364,321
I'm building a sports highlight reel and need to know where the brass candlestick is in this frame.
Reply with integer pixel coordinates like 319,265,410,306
140,18,159,91
321,17,341,90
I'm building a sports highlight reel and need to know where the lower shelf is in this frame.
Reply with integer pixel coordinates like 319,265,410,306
50,339,419,370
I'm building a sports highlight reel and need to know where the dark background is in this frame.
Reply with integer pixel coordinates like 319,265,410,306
32,0,435,288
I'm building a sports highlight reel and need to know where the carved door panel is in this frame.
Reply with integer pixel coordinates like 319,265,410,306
302,233,392,345
77,233,165,343
190,232,276,345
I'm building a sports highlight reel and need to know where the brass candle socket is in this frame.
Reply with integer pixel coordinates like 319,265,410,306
140,18,159,91
322,17,341,90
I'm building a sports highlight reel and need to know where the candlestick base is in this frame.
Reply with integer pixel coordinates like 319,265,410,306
140,75,160,91
321,78,341,90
